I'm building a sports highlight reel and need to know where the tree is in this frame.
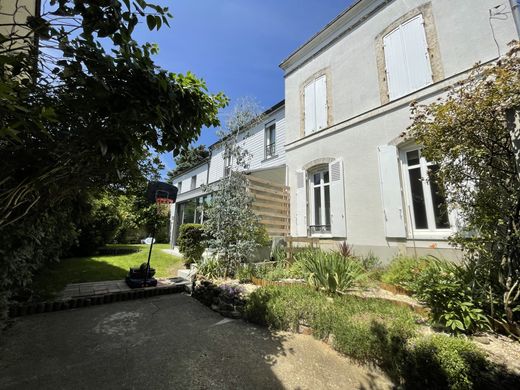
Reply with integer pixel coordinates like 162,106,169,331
166,145,210,182
409,42,520,332
202,98,266,276
0,0,227,323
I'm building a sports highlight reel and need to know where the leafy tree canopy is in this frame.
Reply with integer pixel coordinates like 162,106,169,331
0,0,227,323
409,42,520,330
166,144,210,182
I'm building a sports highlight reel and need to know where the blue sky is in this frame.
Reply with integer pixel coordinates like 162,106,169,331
134,0,353,177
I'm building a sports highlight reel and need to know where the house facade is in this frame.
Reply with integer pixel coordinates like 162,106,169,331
281,0,520,259
169,101,286,245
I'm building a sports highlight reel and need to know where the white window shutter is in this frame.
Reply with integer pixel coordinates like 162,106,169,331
383,26,408,100
401,14,432,91
329,159,347,237
315,75,327,130
295,170,308,236
377,145,406,238
304,82,316,135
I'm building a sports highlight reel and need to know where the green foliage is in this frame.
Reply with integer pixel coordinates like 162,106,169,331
300,250,366,294
413,260,490,335
381,255,431,290
202,98,266,276
0,0,227,324
177,224,206,266
166,145,210,181
244,285,516,389
359,251,382,271
254,224,271,247
197,258,226,280
409,43,520,330
403,335,490,389
235,263,255,283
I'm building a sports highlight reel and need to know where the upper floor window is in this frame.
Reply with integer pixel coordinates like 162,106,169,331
177,181,182,193
190,175,196,190
383,14,432,100
304,75,327,135
223,150,232,177
402,148,450,232
265,123,276,159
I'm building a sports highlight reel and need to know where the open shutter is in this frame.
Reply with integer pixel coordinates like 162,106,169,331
315,75,327,131
377,145,406,238
401,14,432,91
383,26,408,100
295,170,308,236
329,159,347,237
304,82,316,135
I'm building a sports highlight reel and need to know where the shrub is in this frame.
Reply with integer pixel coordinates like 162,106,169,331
177,223,206,266
235,263,255,283
337,241,354,257
403,335,490,389
243,285,515,389
301,250,366,294
412,260,490,335
197,258,225,279
381,255,430,290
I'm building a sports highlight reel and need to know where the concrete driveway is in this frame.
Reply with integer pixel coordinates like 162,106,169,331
0,294,391,389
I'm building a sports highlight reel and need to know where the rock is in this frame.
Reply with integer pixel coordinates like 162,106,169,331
473,336,491,345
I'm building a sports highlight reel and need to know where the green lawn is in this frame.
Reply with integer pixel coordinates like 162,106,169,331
32,244,183,299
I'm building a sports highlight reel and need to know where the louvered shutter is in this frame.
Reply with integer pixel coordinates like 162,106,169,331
315,75,327,131
329,159,347,237
304,82,316,135
377,145,407,238
401,14,432,92
295,170,308,236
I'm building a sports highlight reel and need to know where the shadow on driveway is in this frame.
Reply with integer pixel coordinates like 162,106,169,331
0,294,391,389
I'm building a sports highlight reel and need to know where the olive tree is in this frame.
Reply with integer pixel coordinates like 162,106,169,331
202,98,266,276
409,42,520,332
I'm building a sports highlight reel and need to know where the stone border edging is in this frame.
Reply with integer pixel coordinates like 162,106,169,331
9,283,190,318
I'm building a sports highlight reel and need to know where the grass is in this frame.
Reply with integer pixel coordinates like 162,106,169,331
32,243,183,299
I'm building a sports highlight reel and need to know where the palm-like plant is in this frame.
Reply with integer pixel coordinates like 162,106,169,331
302,251,365,294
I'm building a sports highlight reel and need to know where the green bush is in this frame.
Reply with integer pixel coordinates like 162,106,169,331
177,224,206,266
300,250,366,294
196,258,225,279
412,260,490,335
235,263,255,283
403,335,490,389
381,255,431,290
244,285,516,389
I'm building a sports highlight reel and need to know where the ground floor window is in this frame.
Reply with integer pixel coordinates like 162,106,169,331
402,148,450,232
309,167,331,234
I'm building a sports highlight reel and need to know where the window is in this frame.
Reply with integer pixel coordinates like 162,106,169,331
177,181,182,193
309,168,331,234
265,123,276,158
223,150,232,177
304,75,327,134
403,149,450,232
190,175,196,190
383,14,432,100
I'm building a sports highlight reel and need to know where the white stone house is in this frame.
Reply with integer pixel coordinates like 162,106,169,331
169,100,286,245
281,0,520,260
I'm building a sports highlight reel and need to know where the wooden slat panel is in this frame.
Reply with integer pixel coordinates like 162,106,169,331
253,193,289,203
249,184,288,197
252,202,288,212
256,210,290,219
247,175,289,190
259,219,289,228
262,228,289,235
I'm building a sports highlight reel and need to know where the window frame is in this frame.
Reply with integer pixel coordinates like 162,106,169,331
190,175,196,190
177,181,182,194
264,122,276,159
399,145,453,238
303,74,328,135
223,149,232,177
308,165,332,236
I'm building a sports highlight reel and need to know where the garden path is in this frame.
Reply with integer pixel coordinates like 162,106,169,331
0,294,392,389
